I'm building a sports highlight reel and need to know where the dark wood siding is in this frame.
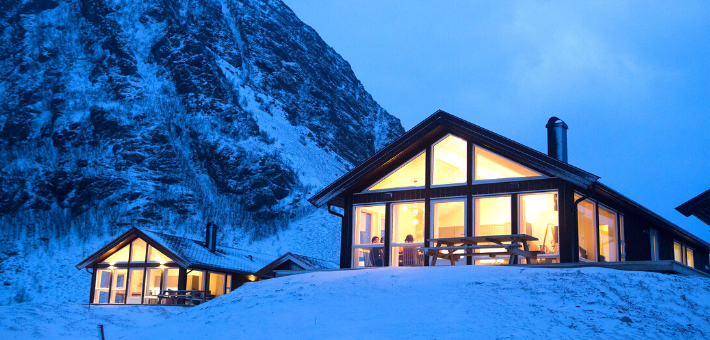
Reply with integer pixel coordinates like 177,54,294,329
558,181,578,263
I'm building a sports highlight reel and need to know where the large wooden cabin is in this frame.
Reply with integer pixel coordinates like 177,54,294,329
309,111,710,274
76,224,337,304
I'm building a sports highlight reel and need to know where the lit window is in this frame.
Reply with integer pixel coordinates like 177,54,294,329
226,275,232,294
686,247,694,268
576,195,597,262
110,269,127,304
147,246,173,263
432,135,467,185
352,205,385,268
187,270,204,291
474,147,541,180
391,202,425,267
674,241,683,263
598,206,618,262
520,192,559,261
144,268,162,304
650,229,659,261
369,152,425,191
131,238,147,263
474,196,511,264
431,200,466,266
127,269,144,304
209,272,226,297
102,245,130,264
94,269,112,303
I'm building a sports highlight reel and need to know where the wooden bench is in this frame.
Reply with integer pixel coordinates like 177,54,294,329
420,234,541,265
153,290,209,305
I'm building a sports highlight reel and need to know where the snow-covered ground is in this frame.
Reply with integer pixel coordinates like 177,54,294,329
1,266,709,339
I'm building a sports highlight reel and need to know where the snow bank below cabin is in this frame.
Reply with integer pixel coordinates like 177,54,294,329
128,266,710,339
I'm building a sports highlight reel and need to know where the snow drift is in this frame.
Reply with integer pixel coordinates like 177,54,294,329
122,266,710,339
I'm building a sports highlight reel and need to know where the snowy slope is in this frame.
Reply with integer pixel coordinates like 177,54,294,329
130,266,710,339
2,266,708,339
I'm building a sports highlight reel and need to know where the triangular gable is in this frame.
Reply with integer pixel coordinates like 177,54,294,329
367,151,426,191
474,146,542,180
309,110,600,208
75,227,190,269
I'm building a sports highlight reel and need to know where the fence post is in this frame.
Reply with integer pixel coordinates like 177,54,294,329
97,324,105,340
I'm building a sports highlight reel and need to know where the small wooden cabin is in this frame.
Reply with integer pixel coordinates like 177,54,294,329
76,225,338,305
309,111,710,274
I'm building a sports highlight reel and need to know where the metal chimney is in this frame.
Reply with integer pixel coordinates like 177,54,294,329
210,223,218,252
546,117,568,163
205,222,213,251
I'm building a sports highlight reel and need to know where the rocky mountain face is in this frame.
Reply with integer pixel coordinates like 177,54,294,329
0,0,403,252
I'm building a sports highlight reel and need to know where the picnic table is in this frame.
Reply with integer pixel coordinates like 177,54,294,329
153,290,212,305
418,234,540,265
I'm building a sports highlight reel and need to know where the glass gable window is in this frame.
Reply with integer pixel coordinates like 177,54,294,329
431,200,466,266
102,245,129,264
147,246,173,263
352,205,386,268
368,152,426,191
520,192,559,262
598,206,618,262
432,135,467,186
474,147,541,180
576,195,597,262
131,238,147,263
391,202,425,267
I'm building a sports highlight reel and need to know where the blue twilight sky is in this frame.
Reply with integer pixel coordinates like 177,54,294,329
283,1,710,242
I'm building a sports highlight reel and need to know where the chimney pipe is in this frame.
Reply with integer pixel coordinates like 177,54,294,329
546,117,568,163
210,223,218,253
205,222,214,251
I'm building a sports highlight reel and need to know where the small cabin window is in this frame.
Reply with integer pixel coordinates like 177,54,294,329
674,241,683,263
474,147,541,181
432,135,467,186
368,152,426,191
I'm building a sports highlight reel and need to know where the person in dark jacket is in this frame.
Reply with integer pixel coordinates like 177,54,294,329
369,236,384,267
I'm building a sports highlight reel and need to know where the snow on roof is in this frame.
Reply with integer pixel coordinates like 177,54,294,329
140,229,277,274
289,253,339,270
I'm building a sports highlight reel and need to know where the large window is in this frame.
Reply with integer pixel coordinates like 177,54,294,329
520,192,559,263
474,147,541,180
474,196,511,264
144,268,162,304
102,245,129,264
576,195,596,262
369,152,426,191
431,200,466,266
110,269,128,304
131,239,147,263
147,246,171,264
598,206,618,262
187,270,204,291
352,205,386,268
391,202,425,267
432,135,467,186
127,269,144,304
674,241,695,268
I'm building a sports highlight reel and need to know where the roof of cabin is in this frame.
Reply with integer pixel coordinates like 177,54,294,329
676,189,710,226
76,227,277,274
308,110,600,208
140,229,277,274
255,252,339,277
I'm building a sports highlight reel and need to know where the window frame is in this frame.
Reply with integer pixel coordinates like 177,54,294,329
472,145,547,182
390,200,426,267
519,191,560,262
597,203,619,263
352,204,387,268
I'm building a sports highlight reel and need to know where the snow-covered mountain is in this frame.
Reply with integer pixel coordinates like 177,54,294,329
0,0,403,302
